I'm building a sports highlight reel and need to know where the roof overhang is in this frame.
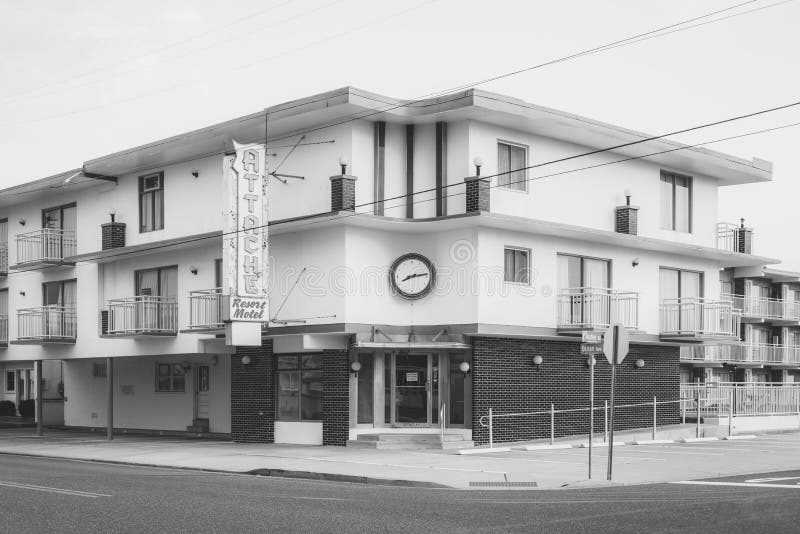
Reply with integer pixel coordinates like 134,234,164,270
733,266,800,282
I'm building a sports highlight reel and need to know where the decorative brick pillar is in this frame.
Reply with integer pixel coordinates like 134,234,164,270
330,174,357,212
231,341,274,443
615,205,639,235
737,219,753,254
101,222,126,250
464,176,490,213
322,349,350,446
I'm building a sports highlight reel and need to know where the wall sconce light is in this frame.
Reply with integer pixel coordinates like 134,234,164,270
210,355,218,367
18,218,25,226
19,290,25,297
191,169,199,178
473,156,484,176
459,361,471,376
241,355,252,366
189,266,198,275
338,155,349,175
624,189,632,206
586,356,596,367
182,362,192,373
632,258,640,268
532,355,543,370
109,209,116,223
350,361,362,377
635,358,645,369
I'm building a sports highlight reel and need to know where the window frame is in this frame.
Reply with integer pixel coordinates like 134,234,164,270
139,171,165,233
659,266,705,300
5,371,14,392
92,362,107,378
660,170,693,233
275,354,324,422
135,265,178,297
497,140,529,193
42,202,77,230
556,253,612,290
503,246,531,285
155,362,186,393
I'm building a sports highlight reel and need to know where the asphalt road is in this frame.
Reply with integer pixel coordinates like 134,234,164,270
1,456,799,533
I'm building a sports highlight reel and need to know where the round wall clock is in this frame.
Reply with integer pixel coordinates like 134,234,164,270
389,253,436,300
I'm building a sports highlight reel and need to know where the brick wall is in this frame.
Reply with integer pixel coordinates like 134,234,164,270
101,222,126,250
465,177,490,213
230,341,274,443
323,350,350,446
471,337,679,445
330,176,356,212
615,206,638,235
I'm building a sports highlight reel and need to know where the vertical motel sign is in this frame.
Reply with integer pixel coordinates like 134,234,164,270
223,140,269,346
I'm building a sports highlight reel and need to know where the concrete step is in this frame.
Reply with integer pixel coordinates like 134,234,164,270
347,438,474,450
356,433,467,443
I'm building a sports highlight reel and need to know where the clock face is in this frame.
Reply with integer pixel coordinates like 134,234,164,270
389,253,435,300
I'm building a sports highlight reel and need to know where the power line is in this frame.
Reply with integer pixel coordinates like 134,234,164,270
0,100,796,283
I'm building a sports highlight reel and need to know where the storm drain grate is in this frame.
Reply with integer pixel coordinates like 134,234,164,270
470,481,538,487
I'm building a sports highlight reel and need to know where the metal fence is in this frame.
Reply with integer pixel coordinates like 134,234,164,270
17,305,77,341
680,383,800,417
681,344,800,365
660,297,740,338
0,313,7,344
107,296,178,335
0,242,7,273
15,228,76,264
557,287,639,330
188,288,225,329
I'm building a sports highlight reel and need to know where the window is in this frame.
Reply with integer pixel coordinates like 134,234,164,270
42,204,77,232
660,171,692,232
136,266,177,298
497,142,527,191
214,259,223,289
276,354,323,421
156,363,185,392
659,268,703,301
92,362,107,378
5,371,14,392
139,172,164,232
557,254,610,290
504,247,530,284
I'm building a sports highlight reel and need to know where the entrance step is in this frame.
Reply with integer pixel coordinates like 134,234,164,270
348,433,474,450
186,418,209,433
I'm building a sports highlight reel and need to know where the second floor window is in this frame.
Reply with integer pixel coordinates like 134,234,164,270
139,172,164,233
43,280,77,308
136,266,177,298
659,267,702,301
660,171,692,232
504,247,530,284
498,142,528,192
557,254,610,291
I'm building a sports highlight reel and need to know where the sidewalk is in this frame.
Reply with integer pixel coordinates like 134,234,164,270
0,427,798,490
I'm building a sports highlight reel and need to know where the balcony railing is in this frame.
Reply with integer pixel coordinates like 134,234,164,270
188,288,226,330
727,294,800,322
681,344,800,365
717,222,753,254
14,228,76,266
16,306,77,342
0,242,7,274
557,287,639,330
660,297,740,338
0,314,7,345
681,383,800,417
107,296,178,336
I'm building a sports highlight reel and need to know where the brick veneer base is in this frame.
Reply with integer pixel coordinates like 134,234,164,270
322,350,350,446
471,337,680,445
231,341,275,443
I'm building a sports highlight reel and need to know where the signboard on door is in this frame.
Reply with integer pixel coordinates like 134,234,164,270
223,140,269,345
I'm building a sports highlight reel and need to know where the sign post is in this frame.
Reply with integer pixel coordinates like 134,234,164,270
603,323,629,481
581,331,603,480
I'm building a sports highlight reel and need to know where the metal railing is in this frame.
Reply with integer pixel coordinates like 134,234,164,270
727,293,800,322
0,242,7,273
660,297,740,337
107,296,178,335
557,287,639,330
717,222,752,253
681,344,800,365
17,306,77,341
15,228,76,264
681,383,800,417
188,288,225,329
0,314,7,344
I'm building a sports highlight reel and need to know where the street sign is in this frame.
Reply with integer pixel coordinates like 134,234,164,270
603,324,630,364
581,332,603,344
581,344,602,354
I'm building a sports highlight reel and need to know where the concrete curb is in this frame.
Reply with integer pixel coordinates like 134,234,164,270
721,434,757,440
457,447,511,455
518,443,574,451
631,439,676,445
0,451,450,489
576,442,626,448
679,437,719,443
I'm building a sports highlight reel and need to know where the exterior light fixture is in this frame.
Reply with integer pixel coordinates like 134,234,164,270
191,169,199,178
189,266,198,275
532,355,543,370
473,156,484,176
210,356,218,367
624,189,632,206
19,290,25,296
458,361,471,376
586,356,596,367
632,258,640,267
109,209,116,223
350,361,362,377
338,156,349,175
635,359,645,369
18,218,25,226
241,355,252,366
182,362,192,373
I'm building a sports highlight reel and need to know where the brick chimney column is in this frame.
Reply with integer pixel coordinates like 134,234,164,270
464,176,490,213
330,174,357,212
101,221,126,250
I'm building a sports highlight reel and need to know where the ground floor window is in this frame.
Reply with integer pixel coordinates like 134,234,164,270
5,371,14,392
156,363,185,392
276,354,323,421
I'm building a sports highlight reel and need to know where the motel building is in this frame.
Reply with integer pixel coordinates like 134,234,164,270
0,86,792,448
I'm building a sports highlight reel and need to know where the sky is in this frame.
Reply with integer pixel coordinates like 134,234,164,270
1,0,799,266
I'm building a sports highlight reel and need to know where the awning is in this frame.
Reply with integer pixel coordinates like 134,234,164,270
352,341,472,350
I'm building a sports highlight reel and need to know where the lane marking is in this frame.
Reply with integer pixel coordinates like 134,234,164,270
671,480,800,489
745,476,800,483
0,481,111,498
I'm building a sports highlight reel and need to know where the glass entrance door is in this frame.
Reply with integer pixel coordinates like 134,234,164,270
394,353,435,425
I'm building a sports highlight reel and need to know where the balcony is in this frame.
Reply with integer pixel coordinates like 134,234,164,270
13,306,76,344
557,287,639,332
185,289,226,332
660,297,740,340
681,343,800,368
717,221,753,254
0,242,7,276
11,229,76,270
727,294,800,324
106,296,178,336
0,314,7,346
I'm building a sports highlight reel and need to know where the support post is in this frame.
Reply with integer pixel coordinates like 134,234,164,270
488,408,493,449
729,389,734,437
696,385,701,439
588,357,594,480
35,360,43,437
550,403,555,445
106,357,114,441
604,400,608,443
652,396,657,441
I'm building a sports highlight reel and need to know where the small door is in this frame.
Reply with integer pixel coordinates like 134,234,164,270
195,365,210,419
395,354,429,424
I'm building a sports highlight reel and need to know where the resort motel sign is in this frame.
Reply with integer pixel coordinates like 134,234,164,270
223,140,269,346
